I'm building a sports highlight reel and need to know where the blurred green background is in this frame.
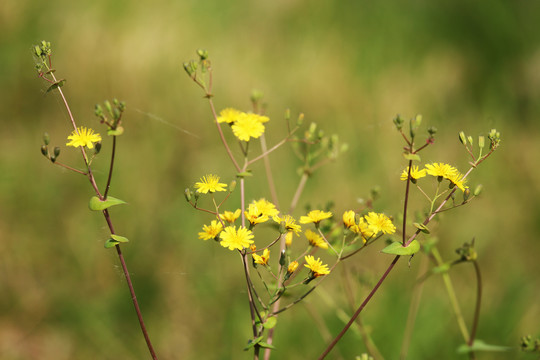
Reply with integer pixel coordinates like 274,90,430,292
2,0,540,359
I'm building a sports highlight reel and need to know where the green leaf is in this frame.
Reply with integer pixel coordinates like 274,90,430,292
403,152,421,162
456,340,511,354
46,79,66,93
258,342,276,350
243,336,263,351
107,126,124,136
89,196,126,211
382,240,420,256
263,316,277,329
104,238,119,248
236,171,253,178
110,234,129,243
413,222,430,234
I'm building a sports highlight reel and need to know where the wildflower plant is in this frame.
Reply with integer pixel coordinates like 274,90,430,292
33,41,158,359
184,50,502,360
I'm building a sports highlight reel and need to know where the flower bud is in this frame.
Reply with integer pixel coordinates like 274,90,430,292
184,188,192,202
393,114,405,130
229,180,237,192
53,146,60,158
284,108,291,121
43,132,50,145
40,145,48,157
478,135,485,150
197,49,209,60
463,188,470,202
467,136,474,146
279,249,286,266
94,142,102,154
297,113,304,126
473,184,483,196
459,131,467,145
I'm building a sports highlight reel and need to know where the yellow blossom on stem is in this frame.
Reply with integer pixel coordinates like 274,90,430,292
305,229,328,249
231,113,265,141
287,261,299,274
304,255,330,277
194,174,227,194
253,198,280,218
365,212,396,235
198,220,223,241
342,210,356,228
252,248,270,265
220,209,241,223
66,127,102,149
245,203,269,226
300,210,333,225
425,163,458,179
447,171,468,192
400,165,427,181
358,217,375,242
273,214,302,235
217,108,243,123
219,226,254,251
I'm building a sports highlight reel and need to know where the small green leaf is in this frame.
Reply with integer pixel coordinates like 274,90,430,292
110,234,129,243
46,79,66,93
258,342,276,350
413,222,430,234
104,238,119,248
457,340,511,354
107,126,124,136
236,171,253,178
403,152,421,162
89,196,126,211
382,240,420,256
263,316,277,329
243,336,263,351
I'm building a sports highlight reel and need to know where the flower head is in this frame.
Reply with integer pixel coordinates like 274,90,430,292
364,212,396,235
195,174,227,194
357,217,375,242
305,229,328,249
217,108,243,124
66,127,102,149
253,199,279,218
447,171,468,192
220,209,241,223
252,248,270,265
219,226,254,251
425,163,458,179
342,210,356,228
304,255,330,277
198,220,223,241
287,261,299,274
400,165,427,181
245,203,269,226
231,113,265,141
300,210,333,225
273,214,302,235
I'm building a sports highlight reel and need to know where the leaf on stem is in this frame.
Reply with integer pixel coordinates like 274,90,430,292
403,152,421,162
104,234,129,248
456,340,511,354
381,240,420,256
107,126,124,136
46,79,66,93
89,196,126,211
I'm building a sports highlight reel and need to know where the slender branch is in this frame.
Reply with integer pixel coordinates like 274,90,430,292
103,135,117,199
258,133,280,208
402,160,413,245
468,260,482,359
288,172,309,214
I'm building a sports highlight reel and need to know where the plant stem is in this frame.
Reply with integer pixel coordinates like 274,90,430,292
402,160,413,245
468,260,482,360
103,135,117,199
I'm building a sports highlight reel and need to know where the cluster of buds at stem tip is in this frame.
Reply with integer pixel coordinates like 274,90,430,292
455,239,477,261
33,40,52,63
40,132,60,163
95,99,126,133
520,334,540,353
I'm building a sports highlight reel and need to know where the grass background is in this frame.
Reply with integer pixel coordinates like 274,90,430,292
1,1,540,359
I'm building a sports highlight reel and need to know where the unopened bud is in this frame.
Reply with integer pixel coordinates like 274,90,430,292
428,126,437,136
393,114,405,130
104,100,112,115
297,113,304,126
473,184,483,196
184,188,192,202
94,142,102,154
279,249,286,266
308,122,317,135
197,49,209,60
459,131,467,145
229,180,236,192
478,135,485,149
463,188,471,202
284,109,291,121
43,132,50,145
50,155,56,163
53,146,60,158
40,145,48,156
467,135,474,146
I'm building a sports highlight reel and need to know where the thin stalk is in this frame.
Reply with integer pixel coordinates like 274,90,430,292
258,133,279,208
289,172,309,214
103,135,117,199
468,260,482,360
402,160,413,245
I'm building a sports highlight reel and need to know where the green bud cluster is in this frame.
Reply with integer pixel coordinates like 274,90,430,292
455,239,477,261
33,40,52,62
40,132,61,163
95,99,126,136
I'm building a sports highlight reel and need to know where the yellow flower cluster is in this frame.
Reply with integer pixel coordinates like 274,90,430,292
401,163,468,191
217,108,269,142
342,210,396,243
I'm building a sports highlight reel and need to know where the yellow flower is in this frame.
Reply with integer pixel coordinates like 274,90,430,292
66,127,102,149
245,203,269,226
300,210,333,225
253,199,280,218
217,108,243,123
287,261,299,274
198,220,223,241
273,214,302,235
358,217,375,242
400,165,427,181
304,255,330,277
305,229,328,249
194,174,227,194
364,212,396,235
425,163,458,179
252,248,270,265
220,209,241,223
447,171,468,192
219,226,254,251
342,210,356,228
231,113,265,141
